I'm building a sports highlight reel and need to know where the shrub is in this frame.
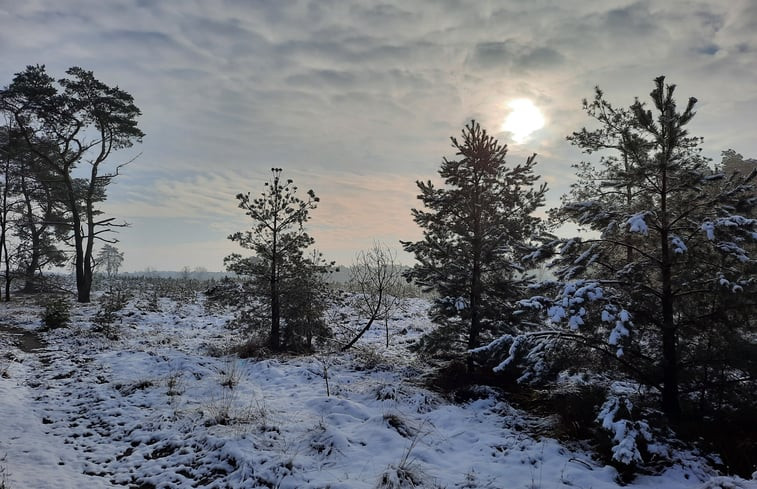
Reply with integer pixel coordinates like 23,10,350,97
165,369,185,397
595,395,654,483
41,296,71,329
92,287,134,338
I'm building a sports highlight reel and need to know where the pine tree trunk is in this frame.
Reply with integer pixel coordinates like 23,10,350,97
624,152,634,263
270,228,280,351
71,215,91,302
468,247,482,372
469,262,481,351
661,346,680,414
81,205,97,303
659,155,681,423
468,176,483,372
80,250,93,303
0,224,5,302
62,172,91,303
2,233,9,301
271,278,280,350
0,167,7,301
75,246,90,302
74,221,90,302
661,265,680,422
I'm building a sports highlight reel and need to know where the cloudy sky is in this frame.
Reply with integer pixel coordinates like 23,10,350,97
1,0,756,271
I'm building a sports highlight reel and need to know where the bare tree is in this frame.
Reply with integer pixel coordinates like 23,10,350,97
342,243,406,351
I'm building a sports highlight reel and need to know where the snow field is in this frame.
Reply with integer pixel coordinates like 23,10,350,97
0,291,755,488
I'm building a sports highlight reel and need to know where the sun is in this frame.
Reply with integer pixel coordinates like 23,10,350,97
501,99,545,144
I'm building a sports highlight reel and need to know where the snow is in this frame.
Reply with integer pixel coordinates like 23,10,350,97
597,396,651,465
702,216,757,241
626,212,650,235
1,289,755,489
703,173,725,181
519,281,633,357
670,235,687,254
718,241,749,262
608,321,629,346
703,221,716,240
559,238,579,254
717,275,747,293
573,245,597,265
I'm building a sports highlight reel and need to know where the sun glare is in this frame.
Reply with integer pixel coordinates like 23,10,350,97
501,99,545,144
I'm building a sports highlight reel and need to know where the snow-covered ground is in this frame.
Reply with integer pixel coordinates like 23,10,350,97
0,289,755,489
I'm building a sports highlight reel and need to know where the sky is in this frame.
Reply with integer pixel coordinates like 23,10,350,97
1,0,756,272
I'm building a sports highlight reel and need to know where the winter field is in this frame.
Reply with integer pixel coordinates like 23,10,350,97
1,281,755,489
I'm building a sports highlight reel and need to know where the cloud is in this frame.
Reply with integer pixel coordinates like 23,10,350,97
467,41,564,72
602,2,657,35
286,69,357,89
2,0,757,270
517,47,565,70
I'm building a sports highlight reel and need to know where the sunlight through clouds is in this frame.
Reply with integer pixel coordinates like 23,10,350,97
501,99,545,144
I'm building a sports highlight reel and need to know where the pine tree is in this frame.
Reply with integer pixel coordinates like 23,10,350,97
225,168,329,351
402,120,547,363
14,139,69,292
0,120,22,300
495,77,757,423
1,65,144,302
279,249,335,351
0,120,66,298
721,149,757,200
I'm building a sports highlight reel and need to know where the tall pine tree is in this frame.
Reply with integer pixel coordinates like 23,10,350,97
402,120,547,363
491,77,756,424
